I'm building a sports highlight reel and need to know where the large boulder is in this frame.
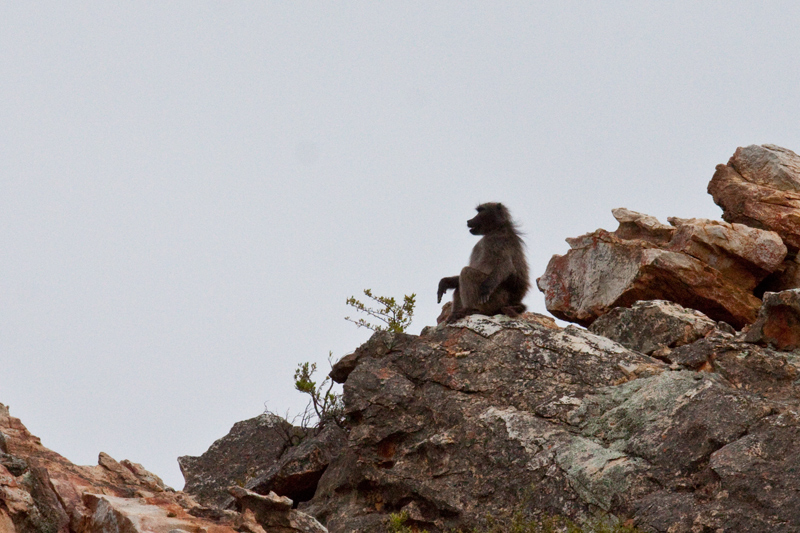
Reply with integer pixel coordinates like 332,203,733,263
299,318,800,532
588,300,718,355
667,216,787,290
301,316,800,533
245,424,347,506
178,413,299,508
537,208,785,328
708,144,800,252
304,320,664,532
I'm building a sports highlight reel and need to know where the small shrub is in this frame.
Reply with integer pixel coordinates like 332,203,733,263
264,353,344,448
293,354,344,432
388,511,429,533
346,289,416,333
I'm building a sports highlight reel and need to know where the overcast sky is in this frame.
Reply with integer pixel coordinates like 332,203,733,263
2,3,800,489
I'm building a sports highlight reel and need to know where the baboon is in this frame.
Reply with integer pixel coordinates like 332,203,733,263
437,203,530,323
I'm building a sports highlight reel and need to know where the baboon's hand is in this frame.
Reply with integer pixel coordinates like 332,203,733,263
437,279,448,303
478,282,492,304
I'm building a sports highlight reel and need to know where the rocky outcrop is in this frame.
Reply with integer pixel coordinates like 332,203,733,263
744,289,800,350
306,318,664,532
11,143,800,532
536,210,781,328
245,425,346,507
0,404,325,533
228,487,327,533
178,413,300,508
588,300,719,356
290,314,800,532
709,144,800,252
540,145,800,328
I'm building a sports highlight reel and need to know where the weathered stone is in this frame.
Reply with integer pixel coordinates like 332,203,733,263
589,300,717,355
744,289,800,350
537,228,761,328
667,216,787,289
229,487,327,533
329,332,416,385
247,424,346,505
0,453,27,477
178,413,296,508
652,336,797,397
0,403,254,533
435,301,453,325
121,459,167,492
305,318,667,531
612,207,675,245
302,317,800,532
709,411,800,528
708,144,800,251
82,493,235,533
757,257,800,294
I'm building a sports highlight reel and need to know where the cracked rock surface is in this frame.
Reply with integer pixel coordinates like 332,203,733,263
295,312,800,532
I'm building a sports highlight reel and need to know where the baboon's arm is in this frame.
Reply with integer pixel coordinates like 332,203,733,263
478,256,515,303
437,276,460,303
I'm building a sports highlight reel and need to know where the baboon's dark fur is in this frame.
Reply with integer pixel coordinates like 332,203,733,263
437,203,530,323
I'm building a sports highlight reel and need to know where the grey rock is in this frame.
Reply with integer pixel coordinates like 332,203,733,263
304,317,666,531
247,423,347,505
589,300,717,355
179,413,298,508
0,452,27,476
300,316,800,532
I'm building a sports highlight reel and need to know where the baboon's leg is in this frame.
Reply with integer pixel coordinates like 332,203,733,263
457,267,489,312
500,304,527,318
448,268,519,322
444,268,483,323
446,284,468,323
458,267,521,319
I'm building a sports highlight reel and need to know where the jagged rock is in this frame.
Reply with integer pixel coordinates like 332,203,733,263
612,207,676,244
757,257,800,294
667,216,787,290
0,453,27,477
229,487,328,533
537,227,762,328
744,289,800,350
246,424,347,505
81,493,233,533
178,413,299,508
0,403,258,533
330,332,417,385
298,319,800,532
708,144,800,252
305,322,667,531
538,206,788,328
589,300,718,355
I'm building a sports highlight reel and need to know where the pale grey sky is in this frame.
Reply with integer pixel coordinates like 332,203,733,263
2,3,799,488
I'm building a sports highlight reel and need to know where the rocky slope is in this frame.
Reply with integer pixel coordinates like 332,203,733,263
5,144,800,533
0,402,326,533
179,303,800,532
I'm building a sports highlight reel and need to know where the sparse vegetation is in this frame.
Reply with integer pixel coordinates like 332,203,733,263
265,353,344,447
267,288,416,449
346,289,416,333
293,355,345,432
388,511,421,533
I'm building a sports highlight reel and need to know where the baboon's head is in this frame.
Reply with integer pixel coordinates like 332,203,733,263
467,202,511,235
